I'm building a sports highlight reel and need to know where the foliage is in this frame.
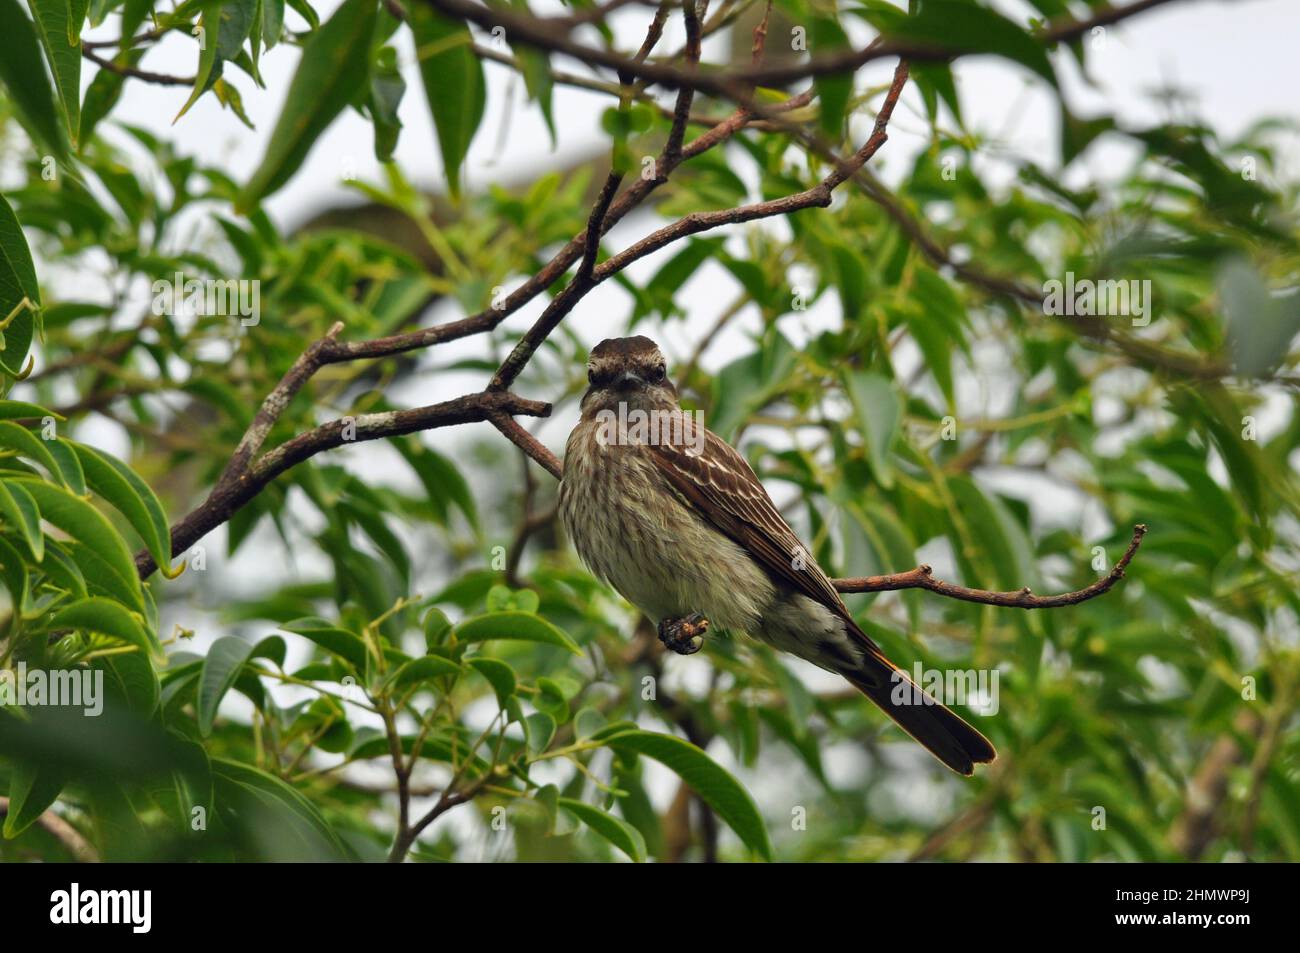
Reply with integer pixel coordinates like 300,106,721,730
1,0,1298,862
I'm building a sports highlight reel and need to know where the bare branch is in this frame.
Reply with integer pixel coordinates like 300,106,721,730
490,412,563,479
81,44,193,86
418,0,1192,99
833,525,1148,609
134,390,550,578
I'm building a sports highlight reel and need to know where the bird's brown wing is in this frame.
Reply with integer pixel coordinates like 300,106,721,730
647,418,852,621
649,416,997,775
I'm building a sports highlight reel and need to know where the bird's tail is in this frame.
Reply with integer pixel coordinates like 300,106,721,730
839,640,996,776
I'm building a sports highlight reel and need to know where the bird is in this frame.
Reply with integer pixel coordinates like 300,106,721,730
558,335,996,775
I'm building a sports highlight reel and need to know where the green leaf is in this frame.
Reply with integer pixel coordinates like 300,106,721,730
64,612,160,713
602,729,773,861
1220,259,1300,377
72,441,174,572
0,192,41,377
708,332,798,440
0,534,30,624
466,656,516,707
280,617,368,669
25,0,81,144
0,422,63,481
559,797,646,862
44,597,154,655
2,760,66,838
0,0,70,160
812,16,851,138
216,0,258,60
46,440,85,495
236,0,378,209
0,400,58,420
0,479,43,561
211,757,353,860
409,5,484,197
368,45,405,162
867,0,1056,86
386,654,461,691
454,611,581,654
173,0,224,122
842,371,900,489
517,47,555,145
14,480,145,612
422,606,451,650
261,0,284,48
524,710,556,753
197,635,256,736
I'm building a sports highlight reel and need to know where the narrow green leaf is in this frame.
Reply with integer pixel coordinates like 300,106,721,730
197,635,256,736
368,45,405,162
409,5,484,197
0,192,41,377
0,400,58,420
2,760,66,839
0,534,30,624
174,0,224,122
44,596,154,655
0,422,63,482
811,16,851,138
46,439,85,495
280,617,368,669
261,0,284,48
454,611,581,654
0,0,70,160
72,441,173,572
13,480,144,612
236,0,378,209
842,371,900,489
386,654,461,691
868,0,1056,86
0,479,43,561
603,729,773,861
211,757,353,859
559,797,646,862
25,0,81,143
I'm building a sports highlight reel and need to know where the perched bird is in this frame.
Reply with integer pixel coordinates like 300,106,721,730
559,336,996,775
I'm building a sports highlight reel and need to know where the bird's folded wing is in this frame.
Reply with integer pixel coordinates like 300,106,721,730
647,417,851,621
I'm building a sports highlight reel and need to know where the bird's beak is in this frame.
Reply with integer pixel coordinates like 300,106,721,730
612,370,644,391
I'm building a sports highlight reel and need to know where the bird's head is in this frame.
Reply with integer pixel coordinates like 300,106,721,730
580,336,679,417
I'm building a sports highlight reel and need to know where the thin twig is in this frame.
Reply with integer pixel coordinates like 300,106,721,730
834,525,1148,608
81,44,194,86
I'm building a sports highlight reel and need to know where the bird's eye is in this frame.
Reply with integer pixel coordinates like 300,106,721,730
650,364,666,383
587,367,596,384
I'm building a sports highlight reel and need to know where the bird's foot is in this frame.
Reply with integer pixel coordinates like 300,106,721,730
657,612,709,656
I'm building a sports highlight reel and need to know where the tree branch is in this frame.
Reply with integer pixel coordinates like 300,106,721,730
81,44,194,86
418,0,1194,98
134,390,550,578
833,525,1148,608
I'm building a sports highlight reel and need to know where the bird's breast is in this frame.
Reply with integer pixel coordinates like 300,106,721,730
559,422,771,630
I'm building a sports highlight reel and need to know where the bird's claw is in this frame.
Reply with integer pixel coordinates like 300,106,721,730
657,612,709,656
